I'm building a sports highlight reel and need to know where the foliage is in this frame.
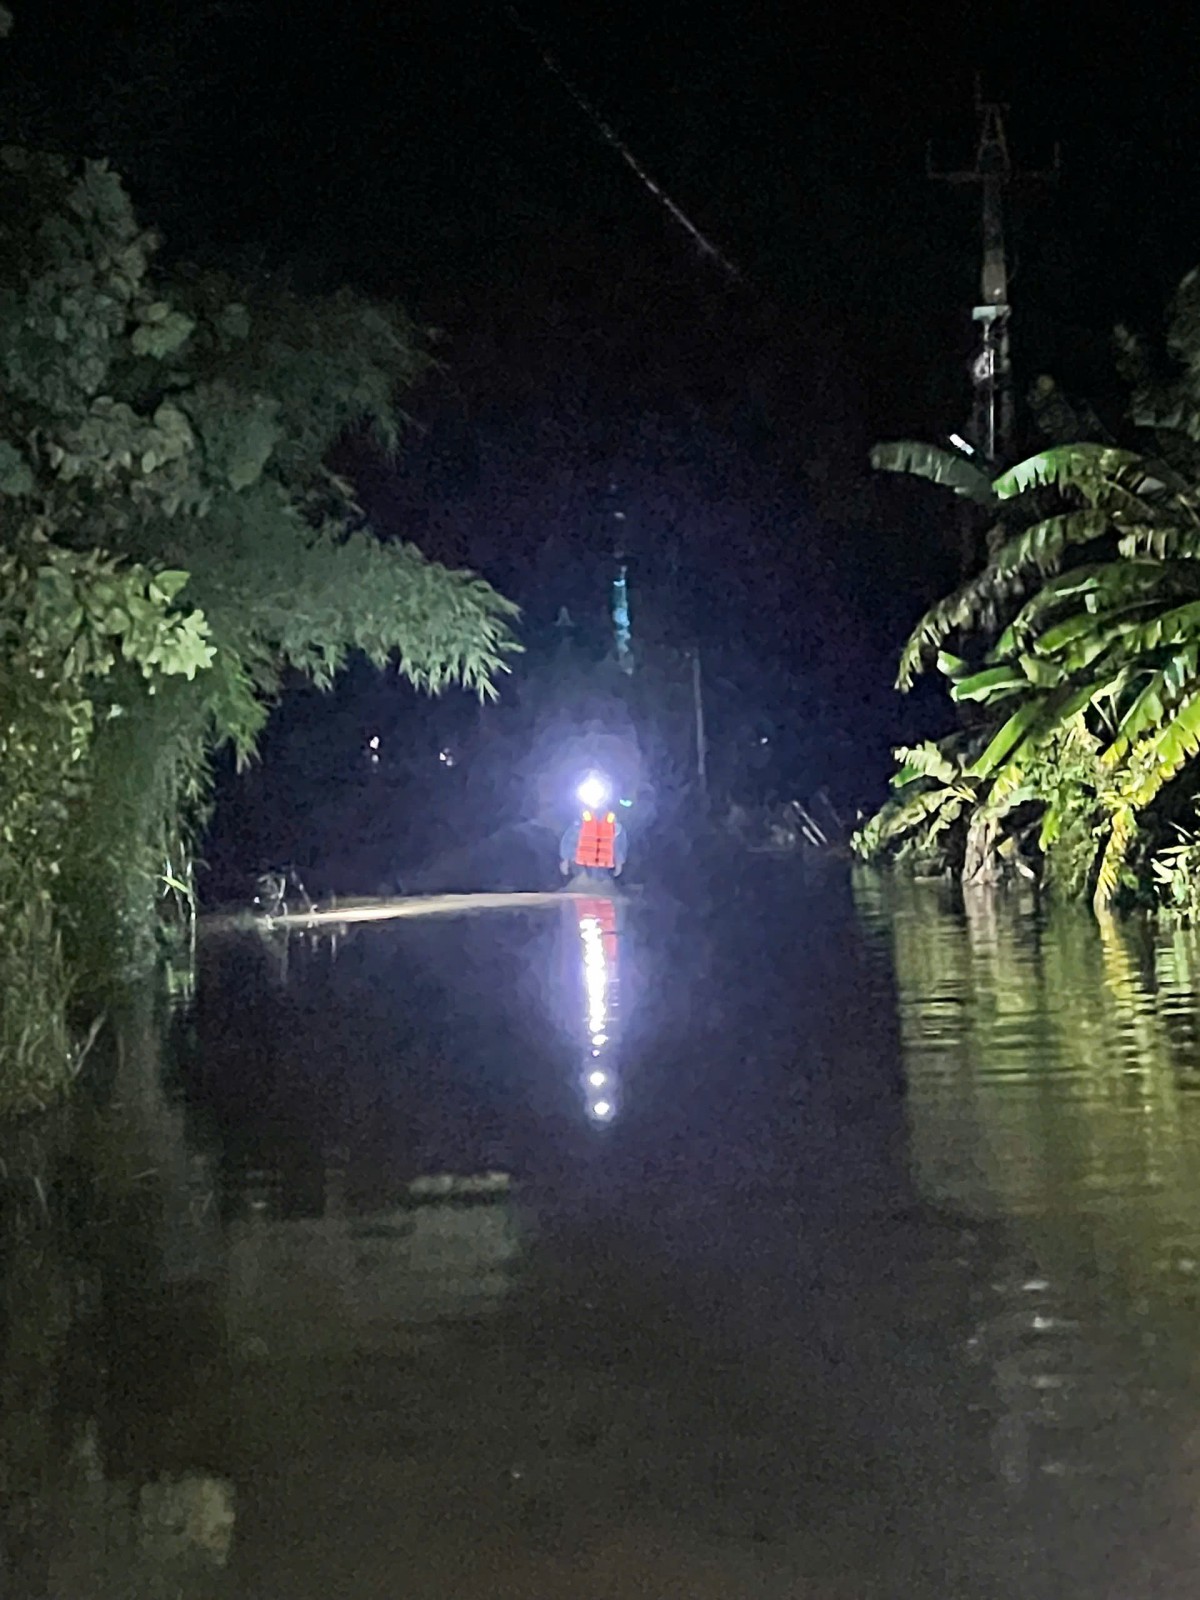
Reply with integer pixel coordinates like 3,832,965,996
1151,821,1200,922
0,148,519,1113
851,737,978,871
857,288,1200,909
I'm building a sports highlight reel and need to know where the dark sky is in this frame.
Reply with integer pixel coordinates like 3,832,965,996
9,0,1200,789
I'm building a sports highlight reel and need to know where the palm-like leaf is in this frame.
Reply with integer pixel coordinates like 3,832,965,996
1103,645,1200,764
890,741,964,788
870,441,994,504
949,664,1028,703
987,509,1112,580
852,786,968,861
1094,805,1136,909
991,444,1142,500
897,566,1026,689
869,288,1200,906
1133,691,1200,805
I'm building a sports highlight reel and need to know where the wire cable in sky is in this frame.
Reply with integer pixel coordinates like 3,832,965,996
505,6,743,284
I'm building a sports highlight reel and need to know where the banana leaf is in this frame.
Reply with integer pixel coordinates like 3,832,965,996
1035,602,1157,658
966,698,1050,779
1135,690,1200,806
967,679,1105,783
889,742,962,787
1110,599,1200,657
870,441,993,504
988,509,1110,580
949,664,1029,703
991,444,1141,500
936,649,969,680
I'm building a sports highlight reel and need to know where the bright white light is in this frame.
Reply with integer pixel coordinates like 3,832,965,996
949,432,975,455
579,917,608,1039
578,908,617,1122
368,734,380,750
577,772,609,810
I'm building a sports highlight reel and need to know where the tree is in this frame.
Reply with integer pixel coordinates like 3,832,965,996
0,148,518,1111
856,271,1200,911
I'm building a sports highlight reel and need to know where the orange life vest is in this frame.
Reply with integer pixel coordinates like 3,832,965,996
575,810,617,869
577,895,620,965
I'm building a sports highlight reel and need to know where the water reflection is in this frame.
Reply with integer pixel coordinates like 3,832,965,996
856,873,1200,1592
18,882,1200,1596
0,994,235,1597
854,875,1200,1280
573,895,622,1124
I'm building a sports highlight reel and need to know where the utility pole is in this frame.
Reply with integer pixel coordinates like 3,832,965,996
691,648,708,802
928,79,1060,472
605,478,634,674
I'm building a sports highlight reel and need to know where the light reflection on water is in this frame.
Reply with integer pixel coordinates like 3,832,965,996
15,882,1200,1595
573,896,622,1124
857,873,1200,1591
856,876,1200,1256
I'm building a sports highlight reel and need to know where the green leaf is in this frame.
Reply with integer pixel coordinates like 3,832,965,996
1036,606,1141,657
151,569,190,602
1133,691,1200,807
1004,560,1165,650
1095,806,1137,908
1110,600,1200,658
967,698,1049,779
949,664,1028,703
852,786,967,860
988,509,1110,579
216,303,250,341
130,309,194,359
1016,652,1064,688
0,439,34,495
870,440,994,504
891,741,962,786
991,444,1142,499
897,564,1025,689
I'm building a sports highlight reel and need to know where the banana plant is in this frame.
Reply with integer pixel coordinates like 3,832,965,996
865,402,1200,906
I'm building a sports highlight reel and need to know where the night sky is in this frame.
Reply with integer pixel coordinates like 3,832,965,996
10,0,1200,827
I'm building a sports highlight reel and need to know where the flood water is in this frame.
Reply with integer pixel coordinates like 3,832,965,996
7,867,1200,1595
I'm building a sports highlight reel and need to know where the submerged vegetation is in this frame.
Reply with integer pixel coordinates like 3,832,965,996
855,270,1200,913
0,149,518,1113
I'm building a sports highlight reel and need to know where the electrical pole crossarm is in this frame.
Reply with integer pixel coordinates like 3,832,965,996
927,79,1059,476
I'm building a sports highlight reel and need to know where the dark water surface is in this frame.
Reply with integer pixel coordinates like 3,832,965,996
7,867,1200,1595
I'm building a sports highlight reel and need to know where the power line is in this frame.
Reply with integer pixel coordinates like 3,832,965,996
504,6,743,284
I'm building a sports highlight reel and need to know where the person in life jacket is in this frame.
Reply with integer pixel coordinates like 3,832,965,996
560,797,628,880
